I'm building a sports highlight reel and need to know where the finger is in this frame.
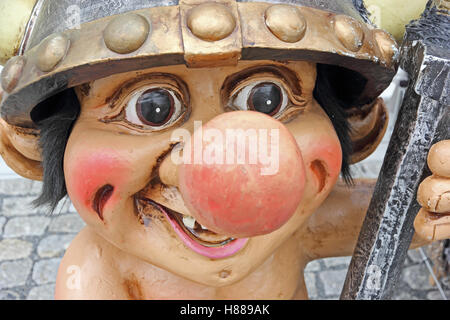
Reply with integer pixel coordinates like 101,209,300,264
414,208,450,241
417,175,450,213
427,140,450,177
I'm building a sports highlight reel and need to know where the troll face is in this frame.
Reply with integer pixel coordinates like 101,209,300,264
62,60,345,286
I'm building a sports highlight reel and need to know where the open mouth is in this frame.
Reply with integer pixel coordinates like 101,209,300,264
136,197,248,259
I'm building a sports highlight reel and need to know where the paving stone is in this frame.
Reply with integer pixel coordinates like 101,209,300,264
323,256,351,268
393,290,421,300
30,181,43,196
32,258,61,285
68,203,77,213
0,290,21,300
0,259,32,289
27,284,54,300
2,196,43,216
401,264,434,291
305,260,321,272
37,234,76,258
407,249,423,263
304,272,318,299
426,290,450,300
0,217,5,235
0,239,33,261
48,214,85,233
4,216,50,237
0,179,35,196
318,269,347,296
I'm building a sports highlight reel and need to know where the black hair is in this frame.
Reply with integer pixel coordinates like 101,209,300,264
34,64,367,210
313,63,368,184
32,88,80,213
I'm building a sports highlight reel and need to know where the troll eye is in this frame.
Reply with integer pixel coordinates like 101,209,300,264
136,89,174,126
249,82,283,115
125,87,184,129
230,81,288,117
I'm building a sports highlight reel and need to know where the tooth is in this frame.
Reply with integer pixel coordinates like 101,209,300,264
182,215,196,229
201,224,208,230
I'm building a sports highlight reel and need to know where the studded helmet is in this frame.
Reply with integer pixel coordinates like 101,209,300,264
0,0,401,129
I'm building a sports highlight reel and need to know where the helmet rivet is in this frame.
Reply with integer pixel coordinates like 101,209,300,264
333,15,364,52
374,30,398,64
36,33,70,72
265,5,307,43
187,3,236,41
104,13,150,54
1,56,26,93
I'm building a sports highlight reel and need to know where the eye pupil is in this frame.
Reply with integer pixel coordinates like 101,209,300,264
249,83,282,116
137,89,174,126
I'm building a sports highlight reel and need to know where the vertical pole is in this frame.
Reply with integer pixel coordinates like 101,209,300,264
341,2,450,299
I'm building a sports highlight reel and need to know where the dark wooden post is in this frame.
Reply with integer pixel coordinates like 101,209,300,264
341,1,450,300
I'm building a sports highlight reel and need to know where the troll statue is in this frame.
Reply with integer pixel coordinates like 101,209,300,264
0,0,448,299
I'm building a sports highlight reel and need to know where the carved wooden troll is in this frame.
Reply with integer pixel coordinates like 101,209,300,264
0,0,448,299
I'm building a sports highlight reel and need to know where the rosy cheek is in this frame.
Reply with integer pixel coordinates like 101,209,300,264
310,138,342,179
66,149,130,220
300,135,342,188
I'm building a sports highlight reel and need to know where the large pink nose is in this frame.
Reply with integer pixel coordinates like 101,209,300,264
179,111,305,238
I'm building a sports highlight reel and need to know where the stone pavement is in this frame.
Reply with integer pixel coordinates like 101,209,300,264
0,179,83,300
305,252,450,300
0,178,448,300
